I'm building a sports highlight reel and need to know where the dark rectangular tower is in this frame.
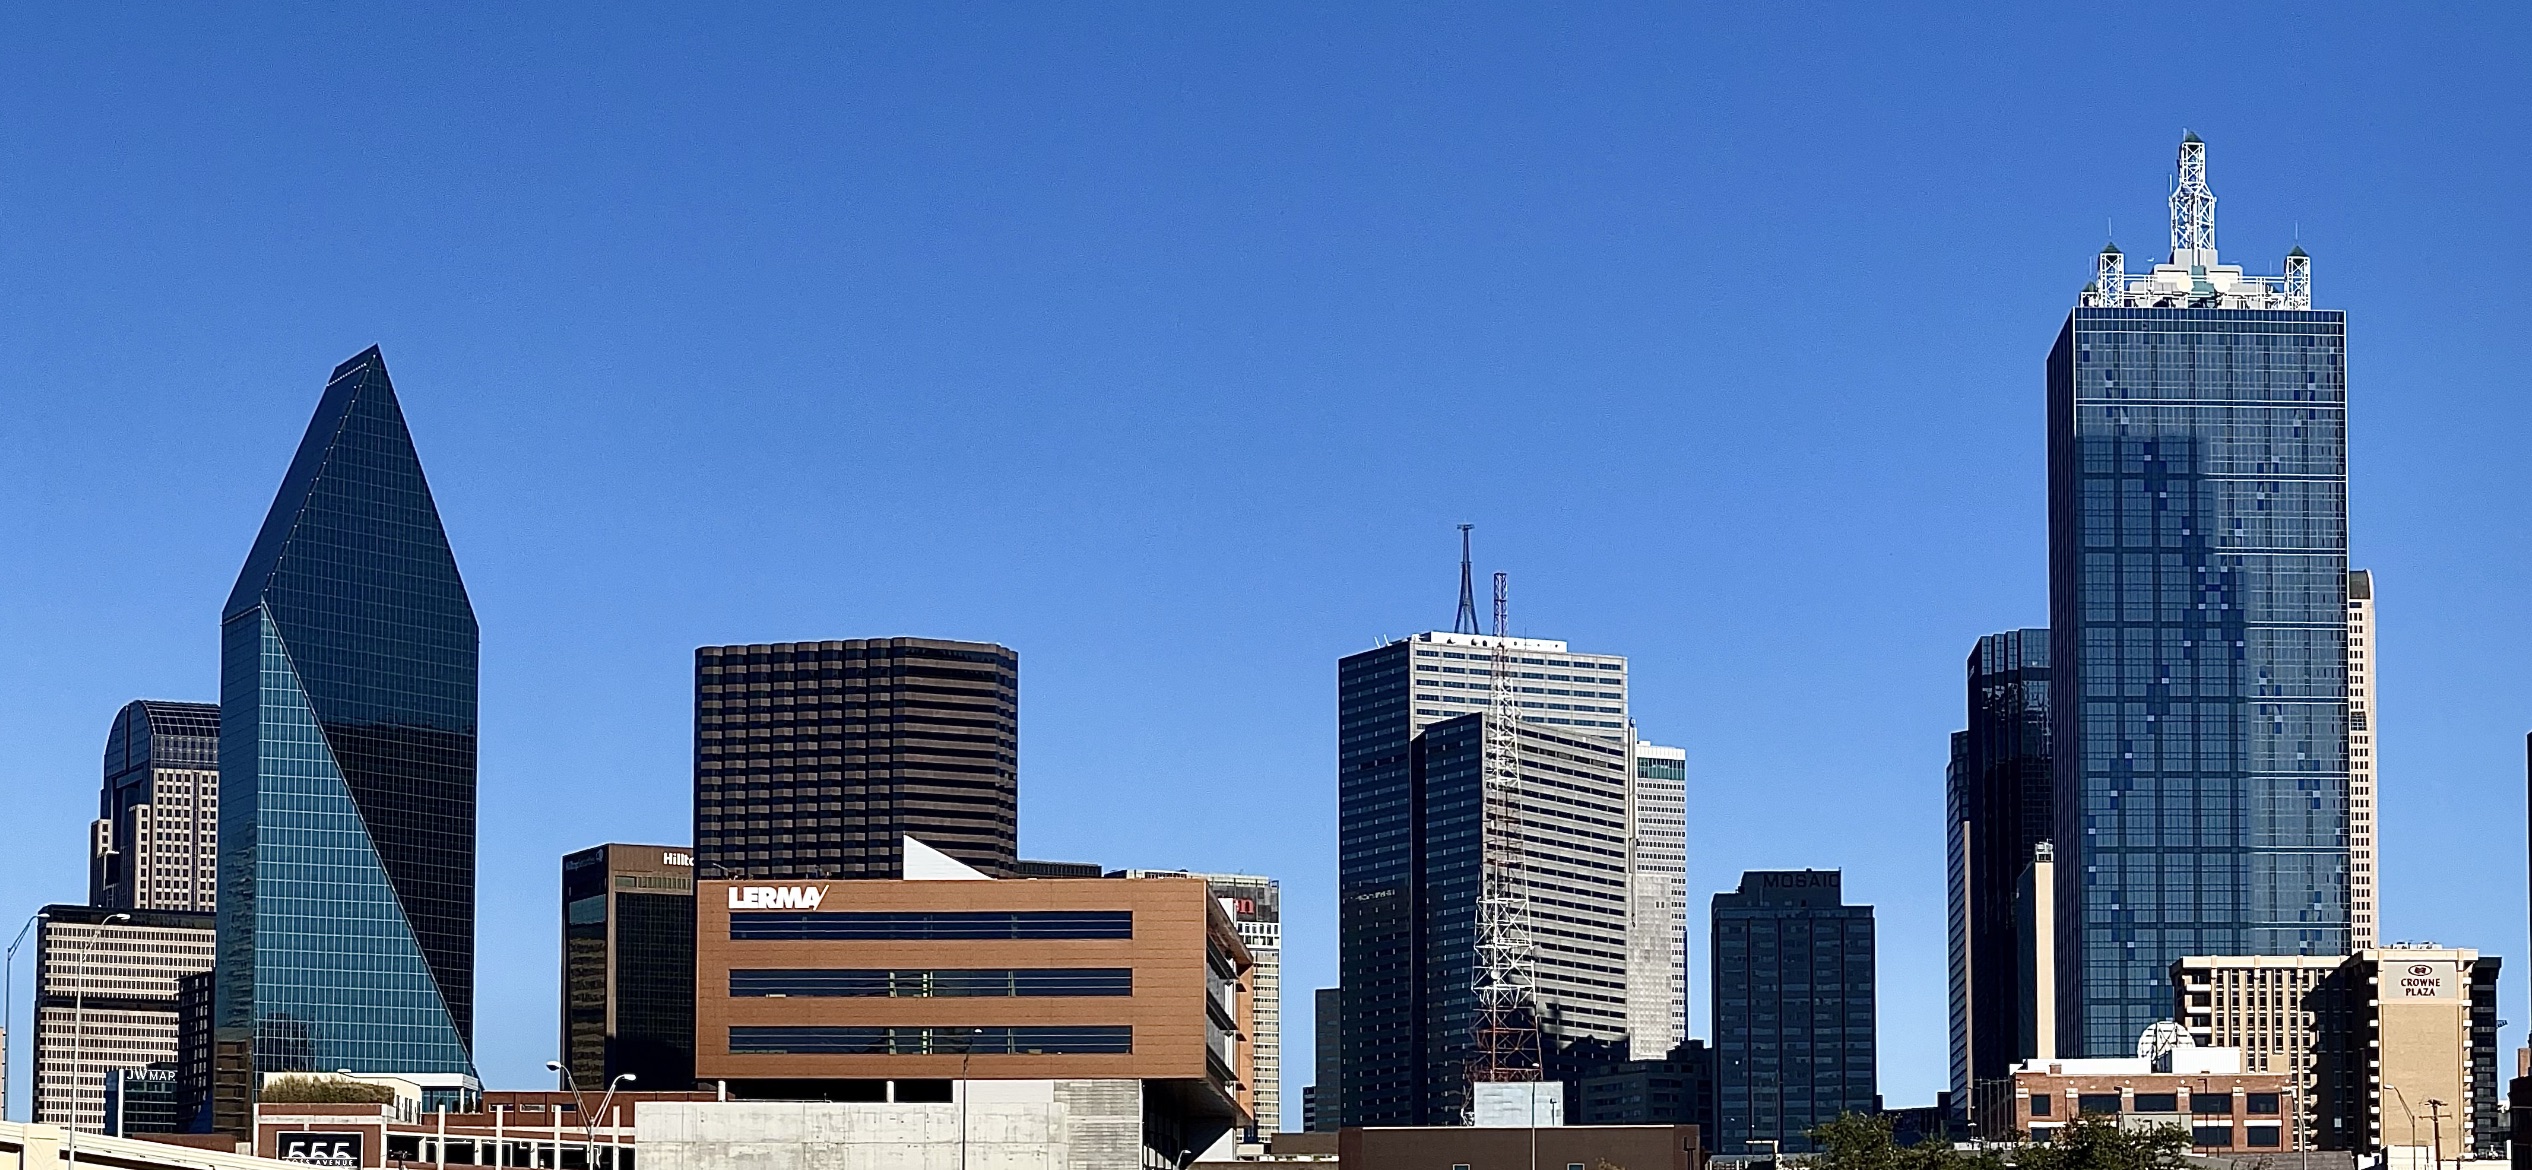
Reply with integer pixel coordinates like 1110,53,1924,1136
560,844,697,1093
93,700,222,912
692,638,1018,881
216,347,480,1097
2049,135,2348,1056
1711,869,1875,1154
1963,630,2051,1094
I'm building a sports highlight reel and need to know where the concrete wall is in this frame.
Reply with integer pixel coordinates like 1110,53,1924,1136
634,1082,1144,1170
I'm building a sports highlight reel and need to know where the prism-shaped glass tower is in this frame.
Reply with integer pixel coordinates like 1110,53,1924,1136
215,347,479,1082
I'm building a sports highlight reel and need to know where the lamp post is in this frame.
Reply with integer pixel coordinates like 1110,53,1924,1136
544,1061,634,1169
591,1074,633,1169
4,911,44,1123
2389,1085,2421,1170
67,912,132,1170
956,1027,979,1170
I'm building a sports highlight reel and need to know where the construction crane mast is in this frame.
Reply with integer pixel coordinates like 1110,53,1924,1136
1466,570,1542,1111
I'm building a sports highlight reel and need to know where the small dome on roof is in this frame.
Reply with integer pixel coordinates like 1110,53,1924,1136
2101,241,2122,256
2181,130,2203,145
2287,244,2309,259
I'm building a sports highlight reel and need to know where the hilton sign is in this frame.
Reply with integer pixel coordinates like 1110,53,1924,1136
727,886,829,910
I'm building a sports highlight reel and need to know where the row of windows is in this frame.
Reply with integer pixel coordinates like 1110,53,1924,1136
730,968,1132,998
730,911,1133,941
2030,1091,2277,1116
1412,649,1622,672
729,1025,1132,1055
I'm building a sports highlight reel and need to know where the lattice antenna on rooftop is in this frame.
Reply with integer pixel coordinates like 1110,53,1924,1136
1465,570,1542,1114
2170,131,2218,264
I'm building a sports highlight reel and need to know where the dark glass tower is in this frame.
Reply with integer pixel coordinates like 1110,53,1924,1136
1710,870,1875,1154
1962,630,2051,1093
693,638,1018,880
1944,731,1972,1118
2049,136,2348,1056
561,844,696,1092
216,347,478,1086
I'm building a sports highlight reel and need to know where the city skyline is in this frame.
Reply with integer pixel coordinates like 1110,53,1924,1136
6,7,2532,1124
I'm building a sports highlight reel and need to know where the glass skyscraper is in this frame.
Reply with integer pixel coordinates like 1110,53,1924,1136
216,347,479,1097
1710,870,1875,1154
561,844,696,1092
1954,630,2052,1097
2048,136,2348,1056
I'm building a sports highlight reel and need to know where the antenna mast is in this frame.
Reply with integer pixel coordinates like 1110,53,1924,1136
1467,570,1542,1111
1453,525,1481,635
2170,132,2217,265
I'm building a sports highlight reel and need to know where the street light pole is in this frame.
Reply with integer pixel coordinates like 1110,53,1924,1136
2389,1085,2421,1170
591,1074,633,1169
66,912,132,1170
4,912,44,1123
545,1060,634,1169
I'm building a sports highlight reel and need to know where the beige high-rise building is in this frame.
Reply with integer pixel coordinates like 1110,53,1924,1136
2324,947,2502,1162
1627,741,1688,1061
33,907,215,1133
2174,954,2340,1148
89,701,221,913
2179,948,2503,1159
2347,571,2378,949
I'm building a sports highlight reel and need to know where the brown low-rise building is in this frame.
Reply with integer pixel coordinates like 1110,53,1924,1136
692,872,1253,1149
1996,1050,2301,1154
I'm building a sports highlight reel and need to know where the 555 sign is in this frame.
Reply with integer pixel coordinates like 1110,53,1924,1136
278,1131,366,1168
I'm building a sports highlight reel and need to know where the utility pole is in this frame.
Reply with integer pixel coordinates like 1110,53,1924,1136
2425,1098,2447,1170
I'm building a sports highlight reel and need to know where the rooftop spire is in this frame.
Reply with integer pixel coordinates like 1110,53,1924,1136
2081,134,2308,310
2170,131,2217,265
1453,524,1481,635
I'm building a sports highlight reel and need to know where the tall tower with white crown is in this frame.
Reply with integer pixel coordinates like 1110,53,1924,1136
2048,134,2351,1055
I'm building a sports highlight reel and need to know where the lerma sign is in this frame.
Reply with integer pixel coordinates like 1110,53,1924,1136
727,886,829,910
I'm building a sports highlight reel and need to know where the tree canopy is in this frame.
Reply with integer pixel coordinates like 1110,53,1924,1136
1807,1112,2191,1170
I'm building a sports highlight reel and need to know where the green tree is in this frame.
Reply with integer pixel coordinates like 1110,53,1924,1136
1809,1113,2008,1170
2010,1114,2191,1170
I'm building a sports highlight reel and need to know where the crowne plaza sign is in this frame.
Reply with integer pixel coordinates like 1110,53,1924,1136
728,885,830,910
2393,959,2460,1000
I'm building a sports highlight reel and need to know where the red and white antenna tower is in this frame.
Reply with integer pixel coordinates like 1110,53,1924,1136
1466,570,1542,1111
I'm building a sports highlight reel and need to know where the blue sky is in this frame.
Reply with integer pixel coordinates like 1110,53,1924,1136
5,6,2530,1124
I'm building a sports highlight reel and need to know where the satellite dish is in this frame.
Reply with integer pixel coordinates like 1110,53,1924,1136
2137,1020,2195,1060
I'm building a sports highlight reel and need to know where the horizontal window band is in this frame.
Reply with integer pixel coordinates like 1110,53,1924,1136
730,968,1132,998
728,1025,1132,1056
731,911,1132,941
